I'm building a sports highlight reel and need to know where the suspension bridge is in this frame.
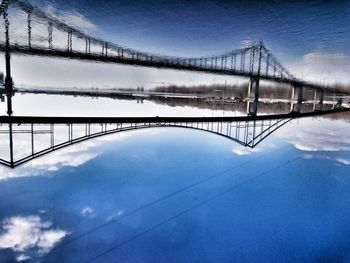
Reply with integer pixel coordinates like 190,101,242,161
0,0,328,94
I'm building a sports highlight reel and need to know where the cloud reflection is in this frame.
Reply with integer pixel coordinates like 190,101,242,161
44,5,97,32
277,118,350,153
232,142,275,156
291,51,350,84
0,129,162,180
232,147,261,155
0,145,99,180
0,215,68,262
81,207,94,217
336,158,350,165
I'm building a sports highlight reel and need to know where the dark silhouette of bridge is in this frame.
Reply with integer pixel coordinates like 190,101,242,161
0,110,347,169
0,116,290,168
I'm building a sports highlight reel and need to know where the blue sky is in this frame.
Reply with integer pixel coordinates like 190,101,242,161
0,2,349,261
0,117,349,262
29,0,350,58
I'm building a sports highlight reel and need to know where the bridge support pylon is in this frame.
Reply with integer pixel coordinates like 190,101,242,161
290,84,303,113
247,77,259,116
313,89,324,111
333,97,343,109
3,11,13,115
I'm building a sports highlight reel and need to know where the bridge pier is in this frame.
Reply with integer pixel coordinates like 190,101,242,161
290,85,303,113
313,89,324,111
247,43,263,116
247,77,259,116
312,89,317,111
333,97,343,109
3,12,12,90
5,88,12,116
3,12,13,115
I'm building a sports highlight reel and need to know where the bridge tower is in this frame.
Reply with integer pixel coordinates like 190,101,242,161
247,42,263,116
2,9,13,115
3,12,12,91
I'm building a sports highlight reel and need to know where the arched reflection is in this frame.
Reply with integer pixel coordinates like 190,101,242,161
1,107,349,168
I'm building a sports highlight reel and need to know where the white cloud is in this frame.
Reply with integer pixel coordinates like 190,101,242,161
81,207,94,216
276,118,350,168
302,153,350,167
290,51,350,84
27,152,98,170
302,153,314,159
292,141,348,152
0,128,164,180
106,210,124,221
232,141,274,156
5,4,96,47
240,39,254,48
44,5,97,32
277,118,350,153
336,158,350,165
36,229,67,254
0,150,98,181
0,215,68,261
16,254,30,262
232,146,261,155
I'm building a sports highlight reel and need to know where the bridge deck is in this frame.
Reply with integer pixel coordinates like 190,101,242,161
0,44,324,91
0,108,348,124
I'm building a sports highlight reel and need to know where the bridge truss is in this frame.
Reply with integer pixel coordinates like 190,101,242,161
0,116,292,168
0,108,348,169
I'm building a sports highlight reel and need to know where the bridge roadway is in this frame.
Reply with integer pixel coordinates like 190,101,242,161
0,44,324,91
0,108,348,124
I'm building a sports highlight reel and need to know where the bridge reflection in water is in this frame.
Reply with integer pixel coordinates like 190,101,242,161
0,107,348,168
